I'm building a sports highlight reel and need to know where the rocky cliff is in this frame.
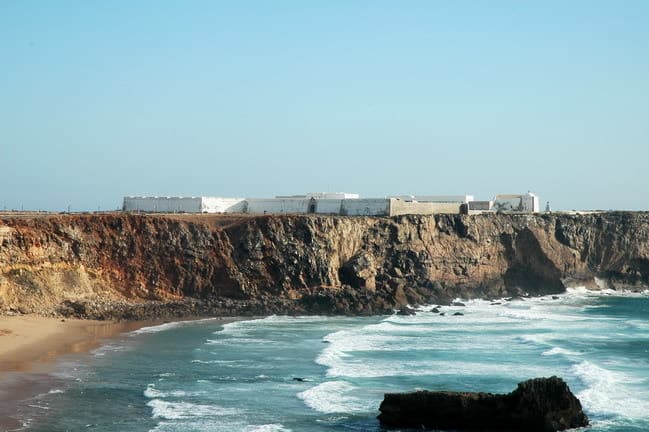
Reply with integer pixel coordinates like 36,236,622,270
1,212,648,319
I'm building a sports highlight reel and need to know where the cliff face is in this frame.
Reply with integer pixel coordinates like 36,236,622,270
1,212,648,318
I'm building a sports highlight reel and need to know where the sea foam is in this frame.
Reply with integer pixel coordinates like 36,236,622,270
130,318,220,336
218,315,334,335
144,384,204,399
149,420,291,432
244,424,292,432
131,322,183,335
146,399,240,420
572,360,649,419
541,347,581,357
297,381,370,413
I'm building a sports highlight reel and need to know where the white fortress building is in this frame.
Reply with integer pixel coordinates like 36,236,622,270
123,192,540,216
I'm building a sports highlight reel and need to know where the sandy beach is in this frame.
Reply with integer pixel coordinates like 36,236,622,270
0,315,156,431
0,316,148,373
0,315,247,430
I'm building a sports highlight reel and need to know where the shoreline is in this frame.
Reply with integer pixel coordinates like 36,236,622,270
0,316,156,375
0,291,643,430
0,314,247,431
0,289,643,430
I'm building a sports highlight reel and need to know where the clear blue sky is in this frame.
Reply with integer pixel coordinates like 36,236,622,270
2,1,648,211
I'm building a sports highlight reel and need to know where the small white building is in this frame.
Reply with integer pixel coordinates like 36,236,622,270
468,200,494,211
492,193,540,213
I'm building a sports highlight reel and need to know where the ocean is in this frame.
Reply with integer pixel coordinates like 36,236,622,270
15,289,649,432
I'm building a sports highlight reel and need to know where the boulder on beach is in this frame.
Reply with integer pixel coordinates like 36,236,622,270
377,376,589,432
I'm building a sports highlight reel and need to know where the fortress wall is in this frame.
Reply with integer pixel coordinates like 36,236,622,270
201,197,247,213
469,201,493,211
341,199,390,216
389,200,463,216
123,197,202,213
314,199,343,214
246,198,311,215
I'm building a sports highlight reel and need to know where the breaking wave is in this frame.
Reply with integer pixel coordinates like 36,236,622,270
146,399,241,420
571,361,649,419
297,381,370,413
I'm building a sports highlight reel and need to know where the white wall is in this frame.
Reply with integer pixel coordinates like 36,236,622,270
314,199,343,214
246,198,312,214
522,193,540,212
493,195,523,212
468,200,493,210
123,197,202,213
201,197,247,213
493,193,540,212
341,199,390,216
307,192,359,199
276,192,360,200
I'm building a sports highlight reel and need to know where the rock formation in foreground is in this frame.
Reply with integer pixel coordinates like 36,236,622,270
378,376,589,431
1,212,648,318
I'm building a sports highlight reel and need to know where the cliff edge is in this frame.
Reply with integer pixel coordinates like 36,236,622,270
1,212,648,319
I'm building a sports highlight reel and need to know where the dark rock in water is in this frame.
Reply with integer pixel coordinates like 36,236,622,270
431,307,440,313
452,312,464,316
397,306,416,316
439,312,445,316
378,376,589,432
292,377,306,382
552,296,560,300
490,302,502,305
451,301,466,307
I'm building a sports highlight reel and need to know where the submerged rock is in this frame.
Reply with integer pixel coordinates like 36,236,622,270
396,306,416,316
378,376,589,431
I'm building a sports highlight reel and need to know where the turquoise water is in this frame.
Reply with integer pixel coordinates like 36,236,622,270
18,290,649,431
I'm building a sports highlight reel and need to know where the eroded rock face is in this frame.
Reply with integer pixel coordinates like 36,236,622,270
378,376,589,432
339,252,377,291
1,212,648,318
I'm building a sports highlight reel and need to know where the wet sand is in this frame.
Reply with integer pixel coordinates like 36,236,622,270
0,316,148,373
0,315,246,430
0,316,149,430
